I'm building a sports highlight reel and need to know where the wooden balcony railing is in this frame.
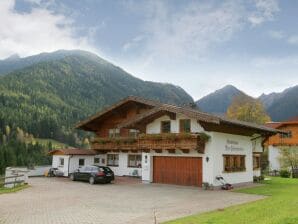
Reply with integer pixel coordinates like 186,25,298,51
91,133,209,153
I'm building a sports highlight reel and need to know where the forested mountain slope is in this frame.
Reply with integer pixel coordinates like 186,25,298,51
0,50,193,145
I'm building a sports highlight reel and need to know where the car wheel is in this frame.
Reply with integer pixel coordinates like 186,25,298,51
70,174,75,181
89,176,95,185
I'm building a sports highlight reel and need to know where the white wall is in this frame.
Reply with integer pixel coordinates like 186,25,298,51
146,114,204,134
209,132,254,186
106,153,142,177
144,114,259,186
52,155,70,176
52,155,95,176
69,155,94,174
268,145,281,171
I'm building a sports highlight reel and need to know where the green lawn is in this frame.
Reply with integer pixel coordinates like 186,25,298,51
165,177,298,224
0,184,29,195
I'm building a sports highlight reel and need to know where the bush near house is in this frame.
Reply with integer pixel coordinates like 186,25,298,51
280,170,291,178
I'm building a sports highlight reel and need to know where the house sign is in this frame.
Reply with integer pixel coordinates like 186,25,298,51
225,139,244,152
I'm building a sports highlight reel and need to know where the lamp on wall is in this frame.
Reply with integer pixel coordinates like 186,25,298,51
206,157,209,162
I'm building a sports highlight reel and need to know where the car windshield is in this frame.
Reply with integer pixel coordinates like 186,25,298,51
101,167,112,172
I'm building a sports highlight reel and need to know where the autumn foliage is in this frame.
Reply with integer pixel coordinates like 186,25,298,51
226,94,271,124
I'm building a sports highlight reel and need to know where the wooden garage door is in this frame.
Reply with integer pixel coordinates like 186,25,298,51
153,157,202,187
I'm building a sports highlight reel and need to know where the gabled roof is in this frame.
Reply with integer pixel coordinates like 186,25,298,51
117,103,281,135
265,116,298,129
75,96,159,131
48,148,97,156
76,96,283,136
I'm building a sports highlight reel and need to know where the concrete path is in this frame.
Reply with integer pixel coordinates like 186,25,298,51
0,177,264,224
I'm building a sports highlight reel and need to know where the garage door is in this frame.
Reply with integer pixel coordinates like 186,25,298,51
153,157,202,187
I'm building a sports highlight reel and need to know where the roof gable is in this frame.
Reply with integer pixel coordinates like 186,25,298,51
75,96,158,131
48,148,97,155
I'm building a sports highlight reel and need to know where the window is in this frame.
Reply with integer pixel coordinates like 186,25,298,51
79,158,85,167
223,155,246,172
94,158,100,164
128,154,142,168
280,131,292,138
161,121,171,133
59,158,64,166
179,119,191,133
253,154,261,170
129,129,139,138
109,129,120,138
107,154,119,166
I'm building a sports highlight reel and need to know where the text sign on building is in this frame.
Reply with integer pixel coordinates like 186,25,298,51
225,139,244,152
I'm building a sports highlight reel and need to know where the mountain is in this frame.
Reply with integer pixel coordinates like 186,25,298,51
0,50,193,145
259,85,298,121
195,85,246,115
0,50,86,75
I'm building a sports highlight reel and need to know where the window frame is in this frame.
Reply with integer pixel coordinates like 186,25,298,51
223,155,246,172
107,154,119,167
179,119,191,133
59,158,64,167
94,157,100,164
253,153,261,170
161,120,171,133
127,154,142,168
79,158,85,167
129,129,139,138
108,129,120,138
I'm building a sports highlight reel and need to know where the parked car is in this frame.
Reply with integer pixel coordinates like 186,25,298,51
46,168,64,177
70,165,114,184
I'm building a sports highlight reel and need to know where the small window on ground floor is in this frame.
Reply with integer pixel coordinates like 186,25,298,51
79,158,85,167
253,154,261,170
59,158,64,166
94,157,100,164
128,154,142,168
107,154,119,166
223,155,246,172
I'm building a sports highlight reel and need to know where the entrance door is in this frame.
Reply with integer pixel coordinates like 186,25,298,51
153,156,202,187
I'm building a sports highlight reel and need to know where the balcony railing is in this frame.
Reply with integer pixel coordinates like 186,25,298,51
91,133,209,153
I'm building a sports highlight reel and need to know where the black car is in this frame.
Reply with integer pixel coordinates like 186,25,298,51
70,165,114,184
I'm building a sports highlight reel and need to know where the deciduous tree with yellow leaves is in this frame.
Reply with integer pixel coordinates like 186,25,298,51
226,94,271,124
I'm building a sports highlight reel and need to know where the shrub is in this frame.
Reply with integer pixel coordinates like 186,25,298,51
280,170,290,178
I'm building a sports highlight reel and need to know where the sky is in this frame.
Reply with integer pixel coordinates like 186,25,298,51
1,0,298,100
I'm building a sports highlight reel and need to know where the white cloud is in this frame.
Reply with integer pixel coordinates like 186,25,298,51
268,30,284,39
252,56,298,67
248,0,280,26
0,0,96,59
125,1,246,61
287,35,298,45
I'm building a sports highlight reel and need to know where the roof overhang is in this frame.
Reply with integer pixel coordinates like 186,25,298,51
75,96,159,131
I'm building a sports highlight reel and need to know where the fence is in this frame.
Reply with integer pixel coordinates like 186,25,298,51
0,174,26,188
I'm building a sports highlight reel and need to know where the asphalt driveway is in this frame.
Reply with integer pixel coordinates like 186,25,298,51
0,177,264,224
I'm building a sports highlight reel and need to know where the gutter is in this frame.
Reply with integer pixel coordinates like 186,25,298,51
67,155,73,177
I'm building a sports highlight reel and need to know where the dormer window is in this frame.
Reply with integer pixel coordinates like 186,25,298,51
109,129,120,138
161,121,171,133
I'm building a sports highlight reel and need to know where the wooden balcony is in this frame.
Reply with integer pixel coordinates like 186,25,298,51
91,133,209,153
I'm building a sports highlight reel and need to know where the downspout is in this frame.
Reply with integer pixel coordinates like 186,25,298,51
68,155,73,177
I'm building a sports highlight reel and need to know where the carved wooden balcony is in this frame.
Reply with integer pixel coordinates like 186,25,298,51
91,133,209,153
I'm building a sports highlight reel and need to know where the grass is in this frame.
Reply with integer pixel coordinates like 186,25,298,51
165,177,298,224
0,184,29,195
